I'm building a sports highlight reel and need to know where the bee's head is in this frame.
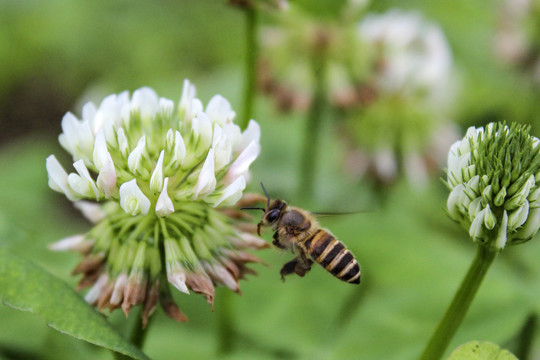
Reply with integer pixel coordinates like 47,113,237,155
262,199,287,226
240,182,287,235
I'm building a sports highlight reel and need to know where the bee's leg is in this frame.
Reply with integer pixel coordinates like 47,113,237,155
279,254,314,281
280,258,300,281
297,248,313,271
272,232,286,249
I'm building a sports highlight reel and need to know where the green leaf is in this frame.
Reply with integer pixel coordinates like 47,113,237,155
446,341,518,360
0,247,151,360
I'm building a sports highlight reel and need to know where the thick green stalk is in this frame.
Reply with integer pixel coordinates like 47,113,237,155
299,52,327,199
113,308,151,360
217,290,235,354
418,245,497,360
239,6,258,130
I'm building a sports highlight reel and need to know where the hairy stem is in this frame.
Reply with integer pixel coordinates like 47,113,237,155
239,5,258,130
418,245,497,360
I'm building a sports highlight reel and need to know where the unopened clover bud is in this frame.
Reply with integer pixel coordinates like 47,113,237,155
171,130,186,168
127,136,147,175
156,178,174,217
149,150,165,194
446,122,540,250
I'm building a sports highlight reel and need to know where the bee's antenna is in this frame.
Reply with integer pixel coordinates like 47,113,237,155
240,206,266,212
260,181,270,207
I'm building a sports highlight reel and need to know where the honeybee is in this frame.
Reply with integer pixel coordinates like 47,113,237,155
243,183,361,284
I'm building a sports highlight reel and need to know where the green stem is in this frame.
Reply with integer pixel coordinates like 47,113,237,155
217,289,235,355
299,52,327,199
418,245,497,360
239,5,258,130
515,312,537,360
113,307,152,360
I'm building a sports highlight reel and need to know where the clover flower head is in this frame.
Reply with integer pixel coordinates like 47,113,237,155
358,9,453,106
47,79,266,325
446,122,540,250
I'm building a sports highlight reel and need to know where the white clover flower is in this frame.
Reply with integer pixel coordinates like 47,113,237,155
358,9,453,106
446,122,540,250
47,80,265,324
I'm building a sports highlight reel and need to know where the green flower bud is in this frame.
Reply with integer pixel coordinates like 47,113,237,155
446,122,540,250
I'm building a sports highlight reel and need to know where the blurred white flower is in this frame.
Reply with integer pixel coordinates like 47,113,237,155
358,9,453,107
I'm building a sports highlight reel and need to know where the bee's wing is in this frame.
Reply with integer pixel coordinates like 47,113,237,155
312,211,368,218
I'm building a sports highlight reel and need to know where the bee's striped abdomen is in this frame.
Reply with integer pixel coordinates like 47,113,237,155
304,230,360,284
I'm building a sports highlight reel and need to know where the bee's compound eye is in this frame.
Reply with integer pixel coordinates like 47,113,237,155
266,209,280,223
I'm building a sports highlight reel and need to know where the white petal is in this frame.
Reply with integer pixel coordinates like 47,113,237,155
59,113,81,155
190,99,203,119
119,179,151,216
74,160,100,198
204,263,238,292
156,178,174,217
166,129,175,151
159,98,174,119
73,201,106,223
168,267,190,295
468,197,483,222
171,130,186,167
62,113,94,159
447,140,462,186
447,184,466,220
192,113,213,150
469,208,486,242
212,124,233,171
212,176,246,207
48,234,86,251
46,155,79,201
67,160,100,199
206,95,236,125
93,130,112,170
193,149,216,199
483,204,496,230
179,79,196,108
150,150,165,193
225,140,260,184
103,118,118,148
131,87,159,120
116,128,129,157
495,210,509,250
508,200,529,230
514,206,540,241
237,120,261,153
178,79,197,122
81,102,97,127
127,136,146,174
97,159,117,198
84,273,108,304
110,273,128,306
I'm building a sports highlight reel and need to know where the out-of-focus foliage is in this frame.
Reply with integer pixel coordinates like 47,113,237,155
446,341,518,360
3,0,540,359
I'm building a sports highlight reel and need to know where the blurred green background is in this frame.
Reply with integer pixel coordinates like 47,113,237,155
2,0,540,359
